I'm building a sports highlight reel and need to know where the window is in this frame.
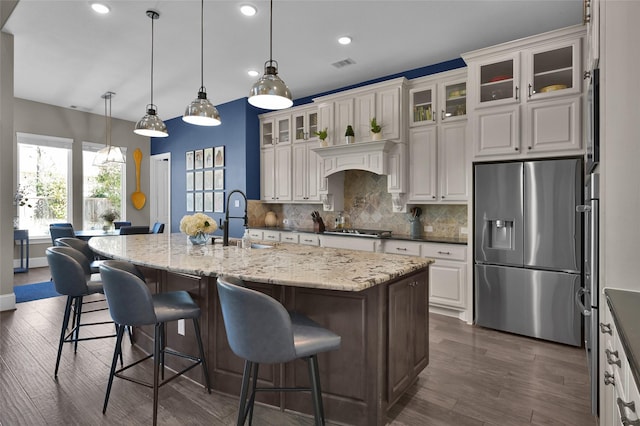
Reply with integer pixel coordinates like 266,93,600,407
17,132,73,237
82,142,126,230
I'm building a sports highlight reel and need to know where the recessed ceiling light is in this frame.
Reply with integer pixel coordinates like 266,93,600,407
338,36,352,45
240,4,257,17
91,3,110,14
247,69,259,77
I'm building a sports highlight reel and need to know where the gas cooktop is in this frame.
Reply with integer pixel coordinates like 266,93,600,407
323,228,392,238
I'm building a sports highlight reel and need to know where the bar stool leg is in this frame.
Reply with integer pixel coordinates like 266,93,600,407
308,355,325,426
247,362,259,425
54,296,74,378
237,360,252,426
103,324,125,413
192,318,211,393
153,323,161,426
73,296,84,353
159,322,165,380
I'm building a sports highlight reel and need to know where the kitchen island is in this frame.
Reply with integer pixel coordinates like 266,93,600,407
90,233,432,426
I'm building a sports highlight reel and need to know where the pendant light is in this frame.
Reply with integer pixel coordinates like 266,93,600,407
93,91,125,166
183,0,221,126
134,10,168,138
248,0,292,110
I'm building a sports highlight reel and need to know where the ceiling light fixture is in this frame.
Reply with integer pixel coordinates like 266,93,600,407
247,0,292,110
91,2,110,14
183,0,221,126
247,70,259,77
240,4,257,17
94,91,125,166
338,36,352,45
134,10,168,138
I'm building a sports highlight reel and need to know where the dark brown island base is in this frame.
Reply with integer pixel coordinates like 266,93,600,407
90,234,432,426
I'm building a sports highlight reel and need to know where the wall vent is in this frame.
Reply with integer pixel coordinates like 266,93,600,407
331,58,356,69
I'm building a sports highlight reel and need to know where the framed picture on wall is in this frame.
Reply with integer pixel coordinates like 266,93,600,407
204,192,213,212
214,146,224,167
186,193,194,211
186,172,194,191
195,192,203,212
194,149,204,169
214,192,224,213
204,170,213,190
186,151,194,170
214,169,224,190
204,147,214,168
194,171,204,191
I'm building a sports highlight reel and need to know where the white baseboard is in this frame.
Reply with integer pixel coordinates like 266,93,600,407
0,292,16,312
13,256,47,269
429,305,471,323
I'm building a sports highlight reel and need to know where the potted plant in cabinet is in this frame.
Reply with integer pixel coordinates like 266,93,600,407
370,117,382,140
314,128,329,147
345,125,355,144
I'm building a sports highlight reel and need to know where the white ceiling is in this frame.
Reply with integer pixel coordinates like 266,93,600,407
3,0,583,123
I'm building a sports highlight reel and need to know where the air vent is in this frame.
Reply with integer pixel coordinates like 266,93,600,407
331,58,356,69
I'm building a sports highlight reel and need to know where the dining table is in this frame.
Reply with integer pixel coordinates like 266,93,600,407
74,229,120,241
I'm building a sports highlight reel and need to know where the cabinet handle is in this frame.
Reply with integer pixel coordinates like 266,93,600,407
432,196,436,199
515,85,519,100
514,147,519,151
604,371,616,386
617,398,640,425
303,239,313,243
605,348,622,367
441,109,445,121
528,83,533,98
441,195,445,199
584,70,591,80
396,247,408,251
600,322,612,335
528,146,532,150
583,0,591,24
437,251,451,255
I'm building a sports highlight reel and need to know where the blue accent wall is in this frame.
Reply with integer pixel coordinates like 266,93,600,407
151,57,463,238
150,98,261,238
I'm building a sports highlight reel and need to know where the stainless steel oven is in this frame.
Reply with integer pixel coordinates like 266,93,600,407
576,172,600,416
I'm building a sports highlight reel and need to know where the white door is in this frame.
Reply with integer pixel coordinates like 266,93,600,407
150,153,171,233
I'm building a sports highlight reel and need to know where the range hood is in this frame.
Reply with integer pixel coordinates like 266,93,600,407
312,140,396,177
312,139,407,213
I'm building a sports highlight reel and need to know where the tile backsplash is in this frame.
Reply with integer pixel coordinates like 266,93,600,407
248,170,467,240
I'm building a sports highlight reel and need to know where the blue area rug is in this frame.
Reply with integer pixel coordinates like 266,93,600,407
15,281,61,303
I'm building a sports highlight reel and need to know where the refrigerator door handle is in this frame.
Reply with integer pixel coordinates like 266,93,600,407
575,287,592,316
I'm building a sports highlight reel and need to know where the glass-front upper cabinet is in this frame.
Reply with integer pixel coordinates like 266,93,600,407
261,119,274,147
478,53,520,107
276,116,290,145
293,110,319,142
527,41,581,99
409,84,436,126
441,80,467,121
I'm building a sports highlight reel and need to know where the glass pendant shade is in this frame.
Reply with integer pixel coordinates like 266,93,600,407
93,146,125,166
183,90,221,126
135,106,169,137
248,61,293,110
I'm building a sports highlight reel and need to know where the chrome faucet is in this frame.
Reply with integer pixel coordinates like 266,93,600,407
221,189,248,246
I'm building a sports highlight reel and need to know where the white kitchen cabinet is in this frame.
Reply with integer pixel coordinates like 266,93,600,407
247,229,263,241
320,235,377,252
409,83,437,127
317,102,334,146
260,144,291,202
408,121,467,203
280,233,300,244
600,294,640,426
298,234,320,246
293,108,319,143
421,243,467,311
383,240,422,257
262,230,281,243
463,25,585,160
334,98,354,145
260,111,292,147
293,142,321,202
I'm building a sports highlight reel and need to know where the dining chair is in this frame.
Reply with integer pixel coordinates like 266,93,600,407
99,260,210,425
113,221,131,229
216,275,341,426
119,225,150,235
49,223,75,246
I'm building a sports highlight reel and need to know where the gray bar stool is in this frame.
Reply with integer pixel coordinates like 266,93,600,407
99,260,211,426
55,237,104,274
216,276,341,426
46,246,117,378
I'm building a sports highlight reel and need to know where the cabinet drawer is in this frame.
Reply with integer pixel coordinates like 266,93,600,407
280,233,299,244
263,230,281,242
384,240,421,257
299,234,320,246
421,243,466,261
248,229,263,241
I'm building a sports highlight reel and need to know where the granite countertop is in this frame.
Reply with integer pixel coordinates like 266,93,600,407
89,233,432,292
605,288,640,389
254,227,468,245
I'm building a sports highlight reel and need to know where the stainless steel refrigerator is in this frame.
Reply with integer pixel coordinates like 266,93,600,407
474,158,582,346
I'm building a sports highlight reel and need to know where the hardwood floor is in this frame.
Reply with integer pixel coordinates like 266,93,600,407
3,268,597,425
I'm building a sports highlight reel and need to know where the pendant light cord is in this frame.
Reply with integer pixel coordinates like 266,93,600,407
150,13,155,108
269,0,273,63
200,0,204,90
